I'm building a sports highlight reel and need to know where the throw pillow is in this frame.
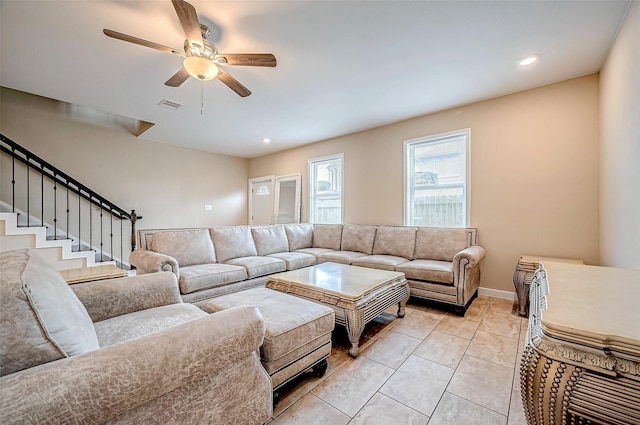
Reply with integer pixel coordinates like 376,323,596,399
0,249,100,377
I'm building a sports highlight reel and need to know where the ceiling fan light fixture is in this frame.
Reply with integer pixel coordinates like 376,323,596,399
183,56,219,81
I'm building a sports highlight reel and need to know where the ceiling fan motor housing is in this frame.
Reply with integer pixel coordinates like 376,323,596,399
184,39,218,60
104,0,273,95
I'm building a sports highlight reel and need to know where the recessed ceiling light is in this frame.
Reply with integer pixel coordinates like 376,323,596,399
518,54,540,66
262,138,271,143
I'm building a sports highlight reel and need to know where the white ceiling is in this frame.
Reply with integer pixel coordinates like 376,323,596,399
0,0,631,158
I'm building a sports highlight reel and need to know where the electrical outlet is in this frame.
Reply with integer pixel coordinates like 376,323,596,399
204,205,213,211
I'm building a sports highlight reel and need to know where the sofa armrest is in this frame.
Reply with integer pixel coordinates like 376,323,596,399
0,306,270,425
452,245,486,307
453,245,486,269
71,272,183,322
129,249,180,276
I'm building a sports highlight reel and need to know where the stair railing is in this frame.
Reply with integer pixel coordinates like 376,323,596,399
0,133,141,268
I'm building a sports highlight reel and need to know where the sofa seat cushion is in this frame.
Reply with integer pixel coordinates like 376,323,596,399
267,252,316,271
395,260,454,284
351,255,410,271
316,251,368,265
0,249,100,377
407,279,458,298
294,247,335,257
284,223,314,251
341,224,377,255
204,288,334,373
211,226,258,263
373,226,417,259
94,303,206,347
252,226,290,256
225,256,286,278
178,264,248,294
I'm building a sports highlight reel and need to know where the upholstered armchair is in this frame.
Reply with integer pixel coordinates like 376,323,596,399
0,249,272,424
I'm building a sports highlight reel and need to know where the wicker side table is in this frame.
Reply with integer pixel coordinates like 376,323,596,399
512,255,583,316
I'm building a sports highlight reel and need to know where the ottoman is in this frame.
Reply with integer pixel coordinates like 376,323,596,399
204,287,334,404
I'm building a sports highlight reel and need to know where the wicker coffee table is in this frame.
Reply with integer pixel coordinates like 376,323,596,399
267,262,410,357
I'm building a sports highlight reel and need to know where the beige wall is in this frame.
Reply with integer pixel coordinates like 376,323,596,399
1,74,604,293
0,89,249,231
250,75,601,293
600,1,640,269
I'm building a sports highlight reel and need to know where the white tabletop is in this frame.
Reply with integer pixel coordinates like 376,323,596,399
541,261,640,354
269,262,404,300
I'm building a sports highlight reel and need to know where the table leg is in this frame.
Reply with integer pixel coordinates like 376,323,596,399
513,267,532,317
397,287,410,318
345,309,365,358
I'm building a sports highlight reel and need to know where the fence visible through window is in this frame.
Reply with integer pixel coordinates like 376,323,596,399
405,130,469,227
309,154,343,224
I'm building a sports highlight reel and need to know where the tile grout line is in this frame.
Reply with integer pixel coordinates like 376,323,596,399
272,297,526,424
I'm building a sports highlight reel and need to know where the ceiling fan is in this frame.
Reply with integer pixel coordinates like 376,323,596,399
104,0,276,97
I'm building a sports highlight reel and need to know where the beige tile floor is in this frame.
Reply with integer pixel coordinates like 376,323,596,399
269,296,529,425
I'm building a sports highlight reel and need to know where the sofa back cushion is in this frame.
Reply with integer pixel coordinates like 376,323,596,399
252,225,290,256
150,229,216,267
0,249,99,377
414,228,470,261
373,226,417,259
211,226,258,263
341,224,377,254
312,224,343,250
284,223,314,251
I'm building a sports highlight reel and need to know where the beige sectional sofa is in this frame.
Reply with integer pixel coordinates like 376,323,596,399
131,223,485,315
0,249,272,425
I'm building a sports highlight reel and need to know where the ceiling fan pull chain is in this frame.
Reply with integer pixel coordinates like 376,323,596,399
200,80,204,115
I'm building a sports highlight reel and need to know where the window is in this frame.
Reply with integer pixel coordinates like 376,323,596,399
404,129,469,227
256,185,270,195
309,154,343,224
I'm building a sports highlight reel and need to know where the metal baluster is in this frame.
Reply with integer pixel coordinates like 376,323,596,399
120,217,124,269
41,165,44,226
11,146,15,213
53,175,57,240
89,205,93,254
78,192,81,252
66,184,69,240
26,160,30,226
110,210,113,265
99,207,103,262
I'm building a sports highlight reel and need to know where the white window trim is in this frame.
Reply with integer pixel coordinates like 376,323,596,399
403,129,471,227
308,153,344,224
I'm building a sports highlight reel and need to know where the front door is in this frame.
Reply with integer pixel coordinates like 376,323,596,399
248,176,275,225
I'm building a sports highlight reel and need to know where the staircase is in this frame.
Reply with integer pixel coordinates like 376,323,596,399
0,212,111,270
0,134,141,271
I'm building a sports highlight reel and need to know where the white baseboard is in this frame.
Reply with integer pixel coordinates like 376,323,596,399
478,287,517,301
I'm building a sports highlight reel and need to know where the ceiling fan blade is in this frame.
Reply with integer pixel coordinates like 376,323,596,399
218,70,252,97
165,67,191,87
103,29,184,57
171,0,203,49
216,54,277,67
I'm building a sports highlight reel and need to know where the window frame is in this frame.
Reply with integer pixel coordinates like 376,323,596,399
308,153,344,224
403,129,470,227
